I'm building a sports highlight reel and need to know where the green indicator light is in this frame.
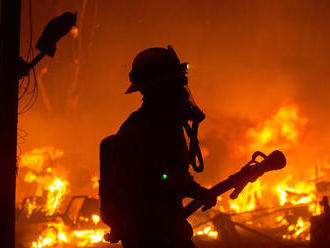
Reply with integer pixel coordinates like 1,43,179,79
161,174,168,180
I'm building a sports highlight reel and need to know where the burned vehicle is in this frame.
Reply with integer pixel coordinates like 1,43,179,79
16,195,112,248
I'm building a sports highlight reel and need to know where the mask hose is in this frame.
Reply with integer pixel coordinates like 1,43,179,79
183,121,204,173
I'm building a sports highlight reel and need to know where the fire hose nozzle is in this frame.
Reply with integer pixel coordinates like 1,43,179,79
230,150,287,199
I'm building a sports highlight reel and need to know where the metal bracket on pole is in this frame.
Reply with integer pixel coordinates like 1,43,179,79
18,11,77,79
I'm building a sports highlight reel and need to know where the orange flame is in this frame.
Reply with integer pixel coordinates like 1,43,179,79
19,147,69,216
30,217,109,248
240,104,307,154
194,224,218,239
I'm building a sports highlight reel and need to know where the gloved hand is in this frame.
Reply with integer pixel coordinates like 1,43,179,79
200,189,217,212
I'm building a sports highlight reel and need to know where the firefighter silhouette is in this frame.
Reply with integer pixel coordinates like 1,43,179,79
100,46,217,248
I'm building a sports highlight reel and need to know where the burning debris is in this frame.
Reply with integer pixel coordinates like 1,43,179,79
191,104,329,246
16,147,109,248
192,178,318,243
16,104,330,248
30,219,108,248
18,147,68,217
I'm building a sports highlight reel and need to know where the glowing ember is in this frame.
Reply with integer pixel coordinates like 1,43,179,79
91,176,99,189
282,217,311,241
92,214,100,225
194,224,218,239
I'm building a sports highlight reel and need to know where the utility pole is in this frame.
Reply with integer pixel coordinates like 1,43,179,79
0,0,21,247
0,3,75,246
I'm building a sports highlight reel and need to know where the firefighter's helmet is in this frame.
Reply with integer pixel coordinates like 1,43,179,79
126,45,188,94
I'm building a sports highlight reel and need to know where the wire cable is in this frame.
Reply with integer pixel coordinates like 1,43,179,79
18,0,39,114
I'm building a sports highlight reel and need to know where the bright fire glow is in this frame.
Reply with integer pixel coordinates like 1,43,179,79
219,104,315,241
91,176,99,189
228,180,263,213
30,220,108,248
92,214,100,225
194,224,218,239
17,148,109,248
20,147,64,173
44,178,69,215
242,104,307,154
19,147,69,216
20,104,324,246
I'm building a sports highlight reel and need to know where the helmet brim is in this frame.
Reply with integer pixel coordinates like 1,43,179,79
125,83,140,94
125,65,188,94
